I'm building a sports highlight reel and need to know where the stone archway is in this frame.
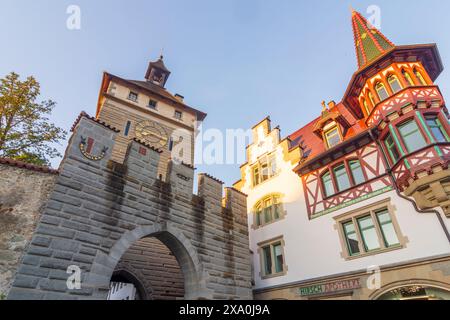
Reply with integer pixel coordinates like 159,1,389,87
86,223,204,300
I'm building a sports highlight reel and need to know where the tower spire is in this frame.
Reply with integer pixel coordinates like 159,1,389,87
351,9,395,69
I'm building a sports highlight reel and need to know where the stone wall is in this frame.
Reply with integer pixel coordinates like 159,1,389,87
7,114,253,300
0,163,57,298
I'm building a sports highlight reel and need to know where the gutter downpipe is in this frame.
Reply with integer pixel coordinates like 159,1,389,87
368,129,450,244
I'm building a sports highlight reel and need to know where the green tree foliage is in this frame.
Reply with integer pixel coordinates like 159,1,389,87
0,72,66,166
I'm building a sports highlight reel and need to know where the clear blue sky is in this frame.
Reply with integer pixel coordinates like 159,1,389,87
1,0,449,187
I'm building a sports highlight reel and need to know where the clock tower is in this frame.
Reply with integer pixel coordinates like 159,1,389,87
95,56,207,179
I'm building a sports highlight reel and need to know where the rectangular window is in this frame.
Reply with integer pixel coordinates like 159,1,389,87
263,198,273,223
255,209,262,227
273,243,283,274
262,246,272,276
426,116,450,143
124,121,131,137
385,134,400,163
322,172,335,197
174,110,183,120
325,127,341,148
376,209,400,247
128,91,138,102
336,202,403,259
333,164,351,192
357,215,381,252
349,160,365,185
261,161,269,182
269,155,277,177
148,99,158,109
343,221,360,256
252,166,260,186
398,120,427,153
168,137,174,151
260,239,285,277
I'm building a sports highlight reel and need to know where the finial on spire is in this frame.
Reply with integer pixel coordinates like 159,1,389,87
349,5,355,15
159,47,164,60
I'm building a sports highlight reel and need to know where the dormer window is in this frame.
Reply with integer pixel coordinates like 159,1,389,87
387,75,402,94
325,127,341,148
128,91,138,102
375,82,389,101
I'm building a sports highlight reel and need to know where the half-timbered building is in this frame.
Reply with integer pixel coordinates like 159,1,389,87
234,9,450,300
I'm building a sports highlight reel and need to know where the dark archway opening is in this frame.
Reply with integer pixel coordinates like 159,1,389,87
107,236,185,300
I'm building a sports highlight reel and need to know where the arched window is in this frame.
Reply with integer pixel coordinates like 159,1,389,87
254,195,283,227
387,75,402,94
402,69,415,86
414,68,427,85
368,91,376,107
361,98,370,116
375,82,389,101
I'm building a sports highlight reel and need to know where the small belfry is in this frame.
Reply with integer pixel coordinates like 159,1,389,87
145,55,171,87
351,9,395,69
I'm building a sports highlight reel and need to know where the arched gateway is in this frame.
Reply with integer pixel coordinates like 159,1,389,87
7,114,253,300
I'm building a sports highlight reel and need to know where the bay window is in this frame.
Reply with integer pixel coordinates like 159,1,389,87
384,133,401,163
426,116,450,143
398,120,427,153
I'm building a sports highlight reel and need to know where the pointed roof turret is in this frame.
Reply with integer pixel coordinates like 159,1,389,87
351,10,395,69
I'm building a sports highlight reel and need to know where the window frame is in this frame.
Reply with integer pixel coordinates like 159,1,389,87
375,82,389,101
127,91,139,102
402,69,415,86
321,171,335,198
333,163,352,192
252,194,285,229
174,110,183,120
397,119,428,153
258,237,287,279
251,153,278,187
324,126,341,148
148,99,158,109
334,199,406,260
384,133,401,164
425,115,450,143
414,68,427,86
387,74,403,94
321,159,367,199
124,121,132,137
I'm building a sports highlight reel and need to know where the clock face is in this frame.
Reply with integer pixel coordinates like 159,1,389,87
134,120,168,148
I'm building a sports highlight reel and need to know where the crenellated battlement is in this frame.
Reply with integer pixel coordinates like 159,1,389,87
7,113,252,300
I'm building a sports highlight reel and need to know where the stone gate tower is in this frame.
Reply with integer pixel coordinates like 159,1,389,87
6,57,253,300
